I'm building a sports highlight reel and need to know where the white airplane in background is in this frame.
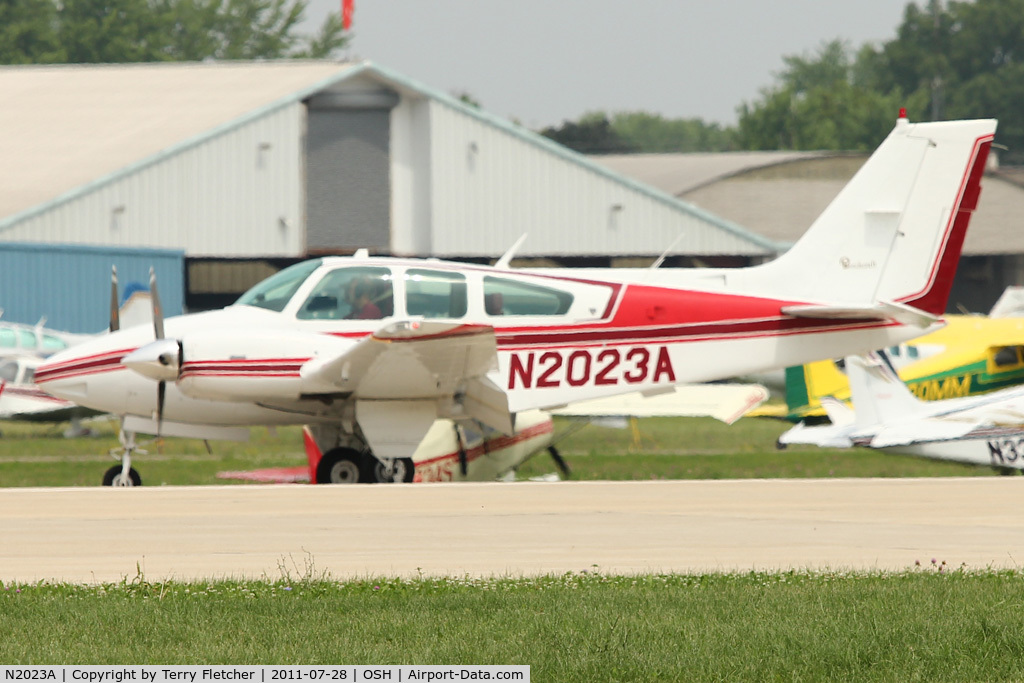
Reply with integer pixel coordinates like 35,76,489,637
36,115,997,486
777,352,1024,472
0,356,101,436
218,383,770,484
0,316,91,360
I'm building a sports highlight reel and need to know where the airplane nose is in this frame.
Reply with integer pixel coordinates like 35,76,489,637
122,338,181,381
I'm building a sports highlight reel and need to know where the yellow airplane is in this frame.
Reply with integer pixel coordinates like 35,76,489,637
756,315,1024,422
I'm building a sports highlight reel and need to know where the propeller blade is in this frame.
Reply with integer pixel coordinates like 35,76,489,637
155,380,166,435
548,446,571,479
109,266,120,333
149,267,164,340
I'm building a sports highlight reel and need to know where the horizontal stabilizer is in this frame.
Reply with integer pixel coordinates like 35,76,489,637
550,383,768,424
777,421,854,449
868,418,979,447
781,301,939,327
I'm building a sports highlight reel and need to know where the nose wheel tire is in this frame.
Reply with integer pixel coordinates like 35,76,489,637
102,465,142,487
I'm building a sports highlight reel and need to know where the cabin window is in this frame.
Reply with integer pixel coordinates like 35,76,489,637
405,269,467,319
483,276,574,316
18,330,35,349
0,329,14,348
297,267,394,321
236,259,323,313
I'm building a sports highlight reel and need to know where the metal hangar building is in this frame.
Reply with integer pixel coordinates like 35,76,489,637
0,60,775,327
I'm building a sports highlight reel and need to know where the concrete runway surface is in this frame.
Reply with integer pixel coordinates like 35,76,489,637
3,477,1024,583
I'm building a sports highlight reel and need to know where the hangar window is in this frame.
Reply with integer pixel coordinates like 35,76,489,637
298,267,394,321
236,259,323,313
483,276,574,316
405,270,467,319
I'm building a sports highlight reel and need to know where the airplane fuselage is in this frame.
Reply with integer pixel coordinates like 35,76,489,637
36,257,934,431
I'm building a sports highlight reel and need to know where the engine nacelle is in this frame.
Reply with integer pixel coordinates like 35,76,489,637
174,329,354,402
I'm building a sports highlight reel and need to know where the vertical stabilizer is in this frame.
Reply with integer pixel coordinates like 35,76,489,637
846,352,923,429
747,117,996,314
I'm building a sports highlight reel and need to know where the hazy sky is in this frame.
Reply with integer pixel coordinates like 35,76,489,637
299,0,910,129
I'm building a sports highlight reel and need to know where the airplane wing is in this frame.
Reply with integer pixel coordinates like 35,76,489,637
0,381,101,422
549,383,769,424
300,321,512,457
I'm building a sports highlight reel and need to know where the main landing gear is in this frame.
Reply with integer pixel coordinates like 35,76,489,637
315,447,415,484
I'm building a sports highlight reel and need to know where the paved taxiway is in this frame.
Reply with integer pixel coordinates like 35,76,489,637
3,478,1024,583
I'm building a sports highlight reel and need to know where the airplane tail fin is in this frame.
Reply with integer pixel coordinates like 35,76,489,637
750,116,995,316
845,352,922,429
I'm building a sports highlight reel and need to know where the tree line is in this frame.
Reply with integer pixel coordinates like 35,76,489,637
0,0,347,62
544,0,1024,163
4,0,1023,161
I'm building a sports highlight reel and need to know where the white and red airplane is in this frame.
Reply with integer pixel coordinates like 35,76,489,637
36,115,996,486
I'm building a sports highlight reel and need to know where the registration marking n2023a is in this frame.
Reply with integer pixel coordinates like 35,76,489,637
507,345,676,390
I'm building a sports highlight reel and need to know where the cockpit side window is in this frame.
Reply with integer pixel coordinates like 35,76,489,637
0,361,18,383
41,335,68,353
236,259,323,313
0,328,14,348
405,269,467,319
297,267,394,321
483,276,574,316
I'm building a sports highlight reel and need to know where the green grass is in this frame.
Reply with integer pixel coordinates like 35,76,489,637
1,417,1020,677
0,416,1000,487
3,570,1024,681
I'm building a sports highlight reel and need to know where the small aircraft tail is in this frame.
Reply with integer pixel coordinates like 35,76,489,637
845,352,922,429
746,115,996,317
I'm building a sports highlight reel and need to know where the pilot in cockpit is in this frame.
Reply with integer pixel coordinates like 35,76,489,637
345,277,384,320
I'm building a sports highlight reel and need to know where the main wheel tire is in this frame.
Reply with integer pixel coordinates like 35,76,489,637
316,448,366,484
102,465,142,487
371,457,415,483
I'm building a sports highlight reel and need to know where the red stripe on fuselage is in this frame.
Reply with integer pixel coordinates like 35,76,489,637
32,349,132,384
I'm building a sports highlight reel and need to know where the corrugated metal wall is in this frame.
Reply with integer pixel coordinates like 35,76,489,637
422,102,768,258
0,243,183,333
1,105,304,258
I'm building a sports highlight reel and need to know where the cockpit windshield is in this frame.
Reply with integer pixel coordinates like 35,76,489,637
235,259,323,312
